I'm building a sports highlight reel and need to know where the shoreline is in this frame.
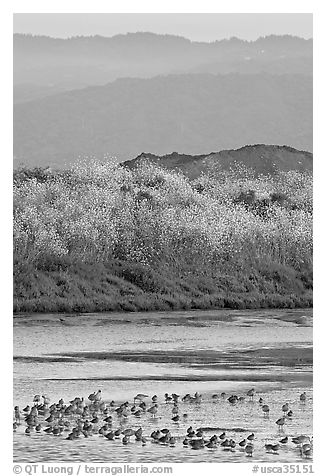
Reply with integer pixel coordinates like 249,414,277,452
13,294,313,315
13,307,313,326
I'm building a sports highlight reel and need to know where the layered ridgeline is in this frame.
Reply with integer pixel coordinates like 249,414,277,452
14,33,312,167
14,146,312,313
14,33,312,103
14,73,312,167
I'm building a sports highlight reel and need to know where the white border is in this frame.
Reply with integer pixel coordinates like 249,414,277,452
2,3,323,475
7,1,316,13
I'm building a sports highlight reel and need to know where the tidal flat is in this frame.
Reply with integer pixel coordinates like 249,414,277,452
14,309,312,462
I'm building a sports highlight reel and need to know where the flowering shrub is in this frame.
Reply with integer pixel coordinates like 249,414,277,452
13,160,312,273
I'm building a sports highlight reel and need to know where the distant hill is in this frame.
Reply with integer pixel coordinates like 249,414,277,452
13,83,69,104
189,55,312,76
13,72,312,167
14,33,312,103
123,145,313,178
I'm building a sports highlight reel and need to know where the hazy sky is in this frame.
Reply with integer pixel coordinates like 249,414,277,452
13,13,312,41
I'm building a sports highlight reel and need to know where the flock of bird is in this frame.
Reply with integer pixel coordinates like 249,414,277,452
13,388,312,459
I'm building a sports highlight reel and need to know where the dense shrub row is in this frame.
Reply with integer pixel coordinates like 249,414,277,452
13,160,312,312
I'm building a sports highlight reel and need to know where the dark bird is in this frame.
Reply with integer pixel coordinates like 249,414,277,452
221,439,231,449
206,440,216,449
276,417,286,430
262,404,270,415
245,444,253,457
123,428,135,437
292,436,301,445
105,431,114,440
279,436,288,444
14,406,20,423
135,427,143,440
158,433,170,445
151,430,160,440
189,439,204,450
302,448,312,459
159,428,168,435
228,395,238,404
282,403,289,414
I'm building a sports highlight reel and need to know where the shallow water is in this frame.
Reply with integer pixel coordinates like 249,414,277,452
13,309,313,462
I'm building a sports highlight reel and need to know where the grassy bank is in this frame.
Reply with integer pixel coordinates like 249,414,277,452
14,256,312,313
13,161,312,313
